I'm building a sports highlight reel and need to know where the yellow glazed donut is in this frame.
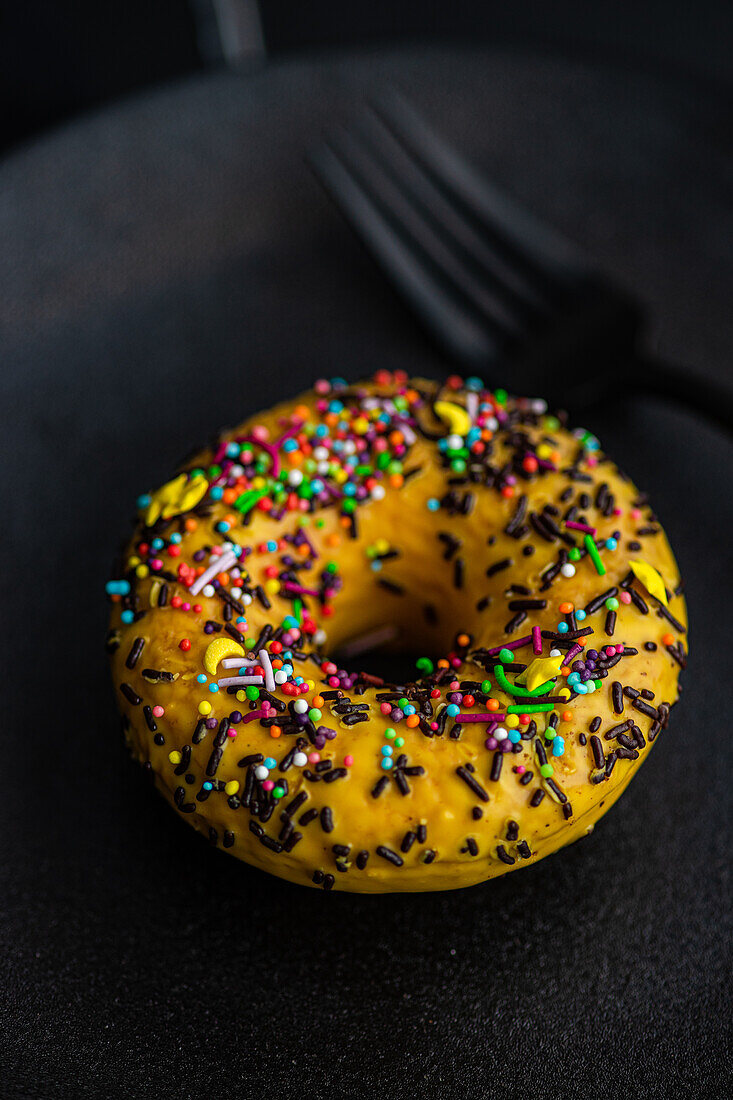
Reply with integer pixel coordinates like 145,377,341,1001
107,372,687,892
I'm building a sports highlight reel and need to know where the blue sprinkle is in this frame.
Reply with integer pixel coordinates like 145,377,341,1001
197,674,207,684
381,758,393,770
264,757,276,769
210,486,224,500
446,704,460,717
557,622,569,634
203,782,213,791
575,609,587,621
170,532,182,544
605,538,618,551
381,745,393,756
121,610,134,624
208,684,219,693
427,498,440,512
136,493,152,508
552,737,565,757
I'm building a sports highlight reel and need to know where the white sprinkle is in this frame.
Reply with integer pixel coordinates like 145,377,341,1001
202,584,215,598
293,699,308,714
254,766,269,780
189,549,238,595
370,485,385,501
494,727,508,741
274,670,288,684
221,657,257,669
293,752,308,767
258,649,276,692
217,675,264,687
560,563,576,578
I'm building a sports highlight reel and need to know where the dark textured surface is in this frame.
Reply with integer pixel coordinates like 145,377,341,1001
1,48,731,1100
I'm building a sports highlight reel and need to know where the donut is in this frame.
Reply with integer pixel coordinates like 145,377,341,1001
107,372,687,892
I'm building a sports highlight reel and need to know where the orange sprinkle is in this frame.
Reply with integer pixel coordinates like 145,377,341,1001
437,659,449,669
501,485,515,498
223,488,237,504
389,474,404,489
487,698,501,712
312,695,324,708
326,534,341,548
562,710,573,723
406,714,420,728
293,404,310,422
456,633,470,647
269,728,281,739
662,632,675,646
184,518,198,532
558,602,574,614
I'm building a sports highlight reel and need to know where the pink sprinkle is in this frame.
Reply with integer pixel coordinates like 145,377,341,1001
380,702,392,715
262,780,274,791
565,520,597,535
532,626,542,655
613,507,623,516
587,456,598,467
631,508,642,520
430,722,438,731
344,755,354,767
485,635,533,656
227,730,236,739
457,713,506,723
241,709,266,724
152,706,164,718
620,591,632,604
308,752,320,764
516,765,526,775
182,602,191,611
150,558,163,570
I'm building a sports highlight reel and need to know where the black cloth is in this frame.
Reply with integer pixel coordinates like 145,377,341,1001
1,48,730,1099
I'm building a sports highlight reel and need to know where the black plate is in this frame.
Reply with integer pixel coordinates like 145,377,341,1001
1,47,730,1099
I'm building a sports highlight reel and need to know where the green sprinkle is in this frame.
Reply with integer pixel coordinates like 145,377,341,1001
494,665,555,698
308,708,322,722
605,597,619,610
584,534,606,575
272,786,285,799
394,737,405,748
499,648,514,663
569,547,581,562
233,488,267,515
540,763,554,778
507,702,555,714
384,728,396,740
416,657,434,674
245,685,260,701
481,679,492,693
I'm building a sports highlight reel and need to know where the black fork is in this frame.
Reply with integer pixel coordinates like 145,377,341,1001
310,92,732,429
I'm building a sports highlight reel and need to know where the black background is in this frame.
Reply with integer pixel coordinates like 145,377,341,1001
1,42,731,1100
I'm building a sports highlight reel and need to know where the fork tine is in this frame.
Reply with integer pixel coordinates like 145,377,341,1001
333,126,525,337
310,141,498,364
376,91,588,285
354,106,551,318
